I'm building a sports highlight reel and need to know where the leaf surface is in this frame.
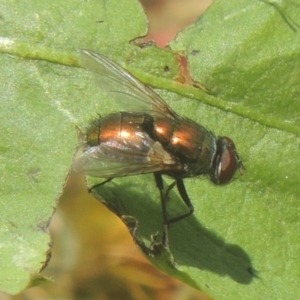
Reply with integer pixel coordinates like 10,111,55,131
0,0,300,299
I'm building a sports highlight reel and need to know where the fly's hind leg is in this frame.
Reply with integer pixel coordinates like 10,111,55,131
88,177,114,193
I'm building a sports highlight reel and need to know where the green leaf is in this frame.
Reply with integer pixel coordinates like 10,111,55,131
0,0,154,294
1,0,300,299
170,0,300,134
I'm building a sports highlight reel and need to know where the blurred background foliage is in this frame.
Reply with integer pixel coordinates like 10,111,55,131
7,1,214,299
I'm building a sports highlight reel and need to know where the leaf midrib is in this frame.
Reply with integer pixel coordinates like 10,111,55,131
2,44,300,136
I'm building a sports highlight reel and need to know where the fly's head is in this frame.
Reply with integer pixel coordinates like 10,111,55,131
210,136,244,185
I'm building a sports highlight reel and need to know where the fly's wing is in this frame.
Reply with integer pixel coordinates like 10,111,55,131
73,131,179,178
80,50,178,119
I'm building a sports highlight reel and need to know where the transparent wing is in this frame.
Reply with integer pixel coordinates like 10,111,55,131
73,132,179,178
80,50,177,119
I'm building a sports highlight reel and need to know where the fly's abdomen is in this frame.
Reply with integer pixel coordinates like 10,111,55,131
73,111,178,177
86,112,148,147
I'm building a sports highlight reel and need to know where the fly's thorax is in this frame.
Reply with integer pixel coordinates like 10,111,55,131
154,117,217,177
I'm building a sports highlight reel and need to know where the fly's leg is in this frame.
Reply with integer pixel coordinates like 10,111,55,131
154,173,194,247
154,173,170,247
165,180,177,199
168,178,194,224
89,177,114,193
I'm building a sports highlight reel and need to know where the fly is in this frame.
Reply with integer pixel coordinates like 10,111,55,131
73,50,244,247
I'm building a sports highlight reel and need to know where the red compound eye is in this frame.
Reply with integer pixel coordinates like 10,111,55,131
211,137,243,185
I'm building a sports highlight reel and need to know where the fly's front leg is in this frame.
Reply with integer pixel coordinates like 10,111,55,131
167,178,194,224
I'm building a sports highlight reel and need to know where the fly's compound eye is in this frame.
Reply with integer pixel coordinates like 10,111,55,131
211,136,243,185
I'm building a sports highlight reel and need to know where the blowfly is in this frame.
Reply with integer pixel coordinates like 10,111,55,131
73,50,243,247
